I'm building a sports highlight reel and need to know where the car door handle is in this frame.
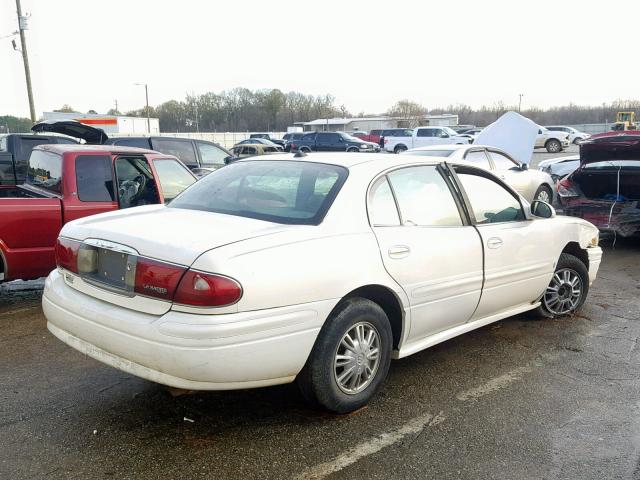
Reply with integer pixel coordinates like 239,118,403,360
487,237,503,249
388,245,410,258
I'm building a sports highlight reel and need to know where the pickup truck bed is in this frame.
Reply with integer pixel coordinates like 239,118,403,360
0,144,197,283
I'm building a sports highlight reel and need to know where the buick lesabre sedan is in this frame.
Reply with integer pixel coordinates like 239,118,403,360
43,153,602,413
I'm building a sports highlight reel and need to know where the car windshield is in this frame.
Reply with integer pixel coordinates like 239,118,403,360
169,160,348,225
443,127,458,136
403,149,454,157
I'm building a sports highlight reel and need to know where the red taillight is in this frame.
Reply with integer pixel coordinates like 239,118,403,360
384,138,388,144
134,257,186,301
557,177,579,198
173,271,242,307
55,237,81,273
290,143,296,151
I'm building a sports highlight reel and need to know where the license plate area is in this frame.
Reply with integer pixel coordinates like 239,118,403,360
78,240,138,296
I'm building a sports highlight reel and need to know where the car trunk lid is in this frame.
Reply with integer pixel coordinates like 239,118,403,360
31,120,109,144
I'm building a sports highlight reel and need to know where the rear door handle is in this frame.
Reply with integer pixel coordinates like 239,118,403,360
487,237,503,249
388,245,410,259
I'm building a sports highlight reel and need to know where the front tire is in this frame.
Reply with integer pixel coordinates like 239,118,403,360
297,298,392,413
545,139,562,153
347,147,359,152
536,253,589,318
534,184,552,203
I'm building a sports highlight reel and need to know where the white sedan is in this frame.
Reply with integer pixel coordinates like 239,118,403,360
43,153,602,413
537,155,580,181
403,144,555,203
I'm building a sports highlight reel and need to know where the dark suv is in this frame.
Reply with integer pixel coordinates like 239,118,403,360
290,131,380,153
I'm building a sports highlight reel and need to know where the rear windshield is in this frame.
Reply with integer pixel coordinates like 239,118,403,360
403,150,454,157
169,160,348,225
26,150,63,194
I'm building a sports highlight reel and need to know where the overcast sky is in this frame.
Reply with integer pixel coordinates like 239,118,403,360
2,0,639,118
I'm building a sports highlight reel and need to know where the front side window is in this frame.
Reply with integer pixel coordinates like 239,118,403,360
464,150,491,169
457,172,524,224
150,139,197,167
368,176,400,226
26,150,63,194
489,151,518,170
76,155,114,202
170,160,347,225
114,157,160,208
196,141,228,167
387,166,462,226
153,159,196,202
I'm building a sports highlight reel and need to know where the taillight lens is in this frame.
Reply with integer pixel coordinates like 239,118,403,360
173,271,242,307
134,257,186,301
384,138,388,144
55,237,81,273
557,178,579,198
290,143,296,151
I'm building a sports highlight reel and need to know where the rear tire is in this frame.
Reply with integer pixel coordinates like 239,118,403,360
299,147,311,153
297,298,392,413
545,139,562,153
536,253,589,319
347,147,359,152
394,145,407,154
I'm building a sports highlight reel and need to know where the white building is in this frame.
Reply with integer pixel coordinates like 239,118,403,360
42,111,160,135
302,114,459,132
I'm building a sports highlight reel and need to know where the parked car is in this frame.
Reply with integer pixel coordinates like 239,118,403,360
235,138,284,151
404,144,554,203
290,131,379,153
535,127,570,153
545,126,591,145
32,120,233,175
43,152,601,413
538,155,580,181
231,143,281,158
249,133,286,148
282,132,306,152
558,135,640,237
0,132,78,185
384,126,471,153
450,125,476,134
457,128,484,143
0,144,197,283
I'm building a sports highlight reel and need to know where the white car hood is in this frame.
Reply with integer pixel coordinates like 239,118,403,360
61,205,288,266
474,111,538,165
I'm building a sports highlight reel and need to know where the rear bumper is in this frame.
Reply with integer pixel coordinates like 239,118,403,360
561,199,640,237
43,269,334,390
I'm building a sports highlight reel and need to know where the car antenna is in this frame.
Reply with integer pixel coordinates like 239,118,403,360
294,151,307,158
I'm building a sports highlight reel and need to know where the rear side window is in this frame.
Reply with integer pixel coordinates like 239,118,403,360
196,141,228,167
416,129,434,137
153,159,196,202
76,155,115,202
150,139,197,167
369,176,400,226
387,166,462,226
170,160,348,225
26,150,63,194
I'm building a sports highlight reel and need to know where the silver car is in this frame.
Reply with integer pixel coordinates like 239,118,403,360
403,144,555,203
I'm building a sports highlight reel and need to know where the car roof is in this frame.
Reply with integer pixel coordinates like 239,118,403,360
235,152,446,169
35,144,157,155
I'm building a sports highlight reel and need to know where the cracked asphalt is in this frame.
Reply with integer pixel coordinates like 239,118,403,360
2,147,640,479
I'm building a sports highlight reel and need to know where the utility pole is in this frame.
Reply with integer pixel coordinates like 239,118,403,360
114,99,118,113
135,83,150,133
15,0,36,123
518,93,524,113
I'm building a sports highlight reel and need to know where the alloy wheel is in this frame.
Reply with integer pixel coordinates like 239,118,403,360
543,268,583,315
333,321,381,394
536,188,551,203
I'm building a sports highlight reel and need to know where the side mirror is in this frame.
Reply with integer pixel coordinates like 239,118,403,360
530,200,555,219
520,163,528,171
440,133,449,138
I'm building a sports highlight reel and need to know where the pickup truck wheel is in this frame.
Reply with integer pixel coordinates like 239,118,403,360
545,139,562,153
347,147,359,152
299,147,311,153
536,253,589,319
297,298,392,413
394,145,407,154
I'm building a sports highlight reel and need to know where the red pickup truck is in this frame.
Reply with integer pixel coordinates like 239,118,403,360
0,144,197,282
